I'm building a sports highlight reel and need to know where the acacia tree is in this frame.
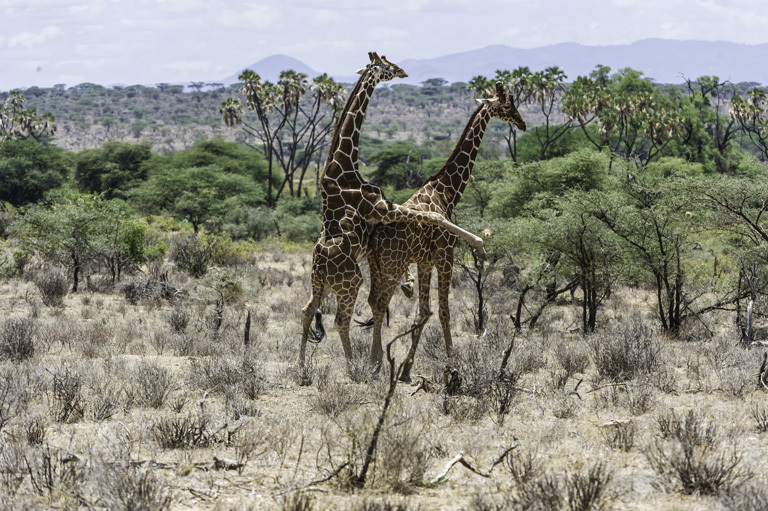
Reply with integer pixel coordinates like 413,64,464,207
684,173,768,342
730,87,768,160
11,192,161,291
1,90,57,143
680,76,740,172
220,70,345,206
583,171,691,335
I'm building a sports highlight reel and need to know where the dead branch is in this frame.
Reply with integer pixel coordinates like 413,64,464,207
350,315,431,488
499,329,518,373
587,381,629,393
429,446,517,484
566,378,584,400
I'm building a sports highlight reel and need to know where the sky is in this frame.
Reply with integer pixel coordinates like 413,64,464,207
2,0,768,91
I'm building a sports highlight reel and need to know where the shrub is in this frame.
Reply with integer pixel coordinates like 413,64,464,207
0,317,37,362
129,362,176,409
34,267,68,307
590,315,663,382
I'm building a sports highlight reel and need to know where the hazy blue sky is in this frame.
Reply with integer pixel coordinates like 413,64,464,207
2,0,767,90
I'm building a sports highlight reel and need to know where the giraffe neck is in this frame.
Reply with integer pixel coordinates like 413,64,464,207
322,70,381,187
423,103,490,213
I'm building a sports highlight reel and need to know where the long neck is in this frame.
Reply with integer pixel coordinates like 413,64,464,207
422,103,490,213
322,71,380,186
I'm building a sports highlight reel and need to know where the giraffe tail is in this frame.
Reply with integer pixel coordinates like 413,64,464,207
309,310,326,342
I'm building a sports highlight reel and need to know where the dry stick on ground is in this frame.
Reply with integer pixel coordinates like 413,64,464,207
277,315,433,495
350,314,432,488
429,446,518,485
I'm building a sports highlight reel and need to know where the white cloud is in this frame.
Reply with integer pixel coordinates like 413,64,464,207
8,26,63,47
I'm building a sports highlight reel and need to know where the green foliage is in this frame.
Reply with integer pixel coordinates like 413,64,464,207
491,149,609,217
74,141,153,197
10,190,162,289
370,142,425,189
0,139,68,206
516,124,596,163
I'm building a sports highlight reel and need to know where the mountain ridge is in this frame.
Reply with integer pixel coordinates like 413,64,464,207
229,39,768,86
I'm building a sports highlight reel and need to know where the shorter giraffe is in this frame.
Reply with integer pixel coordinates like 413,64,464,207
367,82,526,380
299,53,487,373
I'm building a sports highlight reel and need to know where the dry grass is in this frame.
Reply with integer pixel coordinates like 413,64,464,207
0,247,766,510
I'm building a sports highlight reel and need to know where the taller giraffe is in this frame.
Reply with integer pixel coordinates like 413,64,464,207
366,82,526,379
299,53,487,371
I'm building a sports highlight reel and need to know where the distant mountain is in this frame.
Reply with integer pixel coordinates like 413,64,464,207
222,54,320,84
230,40,768,87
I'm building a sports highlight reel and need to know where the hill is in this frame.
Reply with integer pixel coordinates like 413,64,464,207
233,39,768,86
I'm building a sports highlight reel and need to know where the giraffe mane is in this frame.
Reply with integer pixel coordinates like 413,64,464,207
422,102,486,185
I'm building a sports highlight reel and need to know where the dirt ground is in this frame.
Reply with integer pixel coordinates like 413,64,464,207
1,247,767,510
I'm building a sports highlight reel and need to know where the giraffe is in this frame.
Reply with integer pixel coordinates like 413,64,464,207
366,81,526,380
299,53,488,372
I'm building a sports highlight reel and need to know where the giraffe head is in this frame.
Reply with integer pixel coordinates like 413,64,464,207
482,81,526,131
357,52,408,82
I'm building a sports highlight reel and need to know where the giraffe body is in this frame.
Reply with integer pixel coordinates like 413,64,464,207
300,53,488,373
366,82,526,380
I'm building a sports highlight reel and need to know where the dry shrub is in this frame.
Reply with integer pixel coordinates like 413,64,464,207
590,314,663,383
128,361,176,409
376,412,430,493
0,317,37,362
34,267,68,307
751,403,768,433
120,272,181,305
50,367,85,423
187,353,265,400
164,305,191,332
311,380,364,419
88,382,123,421
0,372,30,434
656,409,717,446
94,464,171,511
232,420,268,471
599,420,636,452
281,492,315,511
553,340,590,378
349,497,414,511
647,410,752,495
721,482,768,510
151,413,222,449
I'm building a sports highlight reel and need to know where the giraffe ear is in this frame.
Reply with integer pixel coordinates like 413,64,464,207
356,67,365,75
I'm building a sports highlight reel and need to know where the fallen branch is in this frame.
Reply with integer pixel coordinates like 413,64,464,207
587,381,629,393
429,446,517,484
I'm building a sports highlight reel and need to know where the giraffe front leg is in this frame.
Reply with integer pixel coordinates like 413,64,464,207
437,257,454,359
401,264,433,383
368,277,401,373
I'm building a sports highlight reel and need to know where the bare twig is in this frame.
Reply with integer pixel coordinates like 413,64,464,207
499,329,518,373
588,381,629,393
429,446,517,484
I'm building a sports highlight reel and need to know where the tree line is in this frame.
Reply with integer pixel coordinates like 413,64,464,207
1,64,767,341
